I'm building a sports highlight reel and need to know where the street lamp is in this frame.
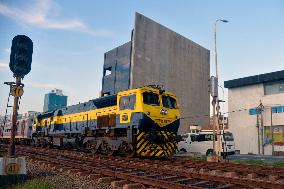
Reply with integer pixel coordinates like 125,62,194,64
212,19,228,160
214,19,228,78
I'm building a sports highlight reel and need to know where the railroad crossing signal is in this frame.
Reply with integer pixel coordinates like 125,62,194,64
10,86,24,97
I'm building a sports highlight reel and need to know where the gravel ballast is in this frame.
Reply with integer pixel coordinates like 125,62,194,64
27,159,112,189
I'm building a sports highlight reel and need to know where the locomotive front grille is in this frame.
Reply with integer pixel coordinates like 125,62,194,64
135,130,178,158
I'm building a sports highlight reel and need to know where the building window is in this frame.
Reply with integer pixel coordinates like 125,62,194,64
272,106,284,113
104,67,112,76
264,80,284,95
249,106,284,115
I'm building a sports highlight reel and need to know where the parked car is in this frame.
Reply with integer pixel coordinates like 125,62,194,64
178,131,235,156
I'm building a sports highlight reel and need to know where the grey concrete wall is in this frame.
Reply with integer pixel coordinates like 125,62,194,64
130,13,210,132
102,42,131,95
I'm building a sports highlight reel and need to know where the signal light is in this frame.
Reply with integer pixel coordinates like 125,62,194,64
9,35,33,78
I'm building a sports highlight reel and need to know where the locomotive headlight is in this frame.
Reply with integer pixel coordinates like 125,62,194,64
160,108,168,115
122,115,128,121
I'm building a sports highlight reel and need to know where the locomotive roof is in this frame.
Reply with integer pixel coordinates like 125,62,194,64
61,94,117,115
37,86,177,119
39,94,117,118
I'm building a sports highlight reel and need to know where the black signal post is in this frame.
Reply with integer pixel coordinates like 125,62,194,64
8,77,22,157
5,35,33,157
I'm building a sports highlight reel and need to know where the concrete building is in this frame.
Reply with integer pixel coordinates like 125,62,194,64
102,42,131,95
225,70,284,155
102,13,210,133
43,89,67,112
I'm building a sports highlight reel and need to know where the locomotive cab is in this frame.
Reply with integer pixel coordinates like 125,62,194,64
117,86,180,157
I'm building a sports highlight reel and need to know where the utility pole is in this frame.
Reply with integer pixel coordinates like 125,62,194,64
212,99,216,154
257,101,264,155
271,107,274,155
260,103,264,155
216,99,221,156
210,76,218,156
212,19,228,161
256,110,260,155
8,77,22,157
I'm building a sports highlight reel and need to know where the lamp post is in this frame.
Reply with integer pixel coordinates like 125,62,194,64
213,19,228,159
214,19,228,78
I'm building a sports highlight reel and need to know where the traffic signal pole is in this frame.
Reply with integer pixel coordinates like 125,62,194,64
8,77,21,157
0,35,32,181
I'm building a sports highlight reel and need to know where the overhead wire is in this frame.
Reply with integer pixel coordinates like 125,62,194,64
180,104,284,120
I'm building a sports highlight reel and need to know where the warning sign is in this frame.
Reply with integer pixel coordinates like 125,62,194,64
10,86,24,97
0,157,26,175
5,163,20,174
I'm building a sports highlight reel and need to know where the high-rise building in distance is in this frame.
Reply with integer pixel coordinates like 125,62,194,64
43,89,67,112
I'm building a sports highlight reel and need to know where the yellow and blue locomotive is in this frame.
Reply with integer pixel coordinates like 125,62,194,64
32,85,180,158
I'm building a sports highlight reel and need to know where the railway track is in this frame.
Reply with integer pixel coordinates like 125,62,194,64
2,145,284,189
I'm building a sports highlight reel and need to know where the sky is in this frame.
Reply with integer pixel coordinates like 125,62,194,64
0,0,284,116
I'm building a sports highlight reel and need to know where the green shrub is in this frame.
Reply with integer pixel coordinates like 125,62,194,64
273,161,284,168
234,159,267,166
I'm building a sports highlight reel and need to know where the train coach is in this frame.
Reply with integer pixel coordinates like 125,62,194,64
0,112,36,144
32,85,180,158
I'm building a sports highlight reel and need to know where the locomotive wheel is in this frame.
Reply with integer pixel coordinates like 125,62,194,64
103,147,115,156
119,142,134,157
86,141,98,154
31,138,40,147
100,141,116,156
30,139,36,147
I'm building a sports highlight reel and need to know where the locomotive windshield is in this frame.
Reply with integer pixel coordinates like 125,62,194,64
162,96,177,109
143,92,160,106
119,94,136,110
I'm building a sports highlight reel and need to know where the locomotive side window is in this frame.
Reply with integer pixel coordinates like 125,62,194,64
119,94,136,110
143,92,160,106
162,96,177,109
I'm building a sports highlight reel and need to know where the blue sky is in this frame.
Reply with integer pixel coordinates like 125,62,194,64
0,0,284,115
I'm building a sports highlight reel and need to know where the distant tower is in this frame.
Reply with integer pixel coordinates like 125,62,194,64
43,89,67,112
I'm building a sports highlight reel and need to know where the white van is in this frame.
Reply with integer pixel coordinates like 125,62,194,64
178,131,235,156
